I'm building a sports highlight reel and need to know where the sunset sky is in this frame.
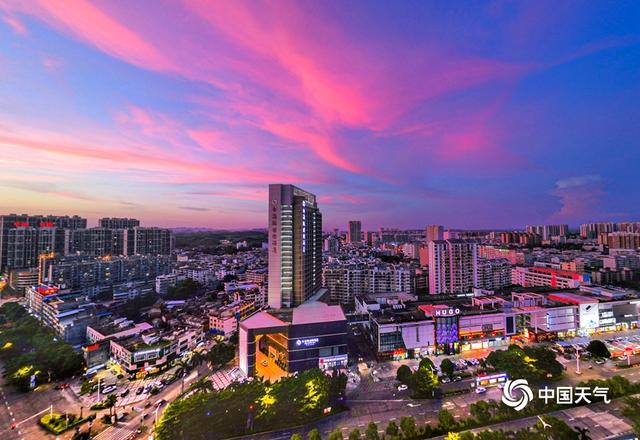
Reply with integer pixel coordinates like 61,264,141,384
1,1,639,229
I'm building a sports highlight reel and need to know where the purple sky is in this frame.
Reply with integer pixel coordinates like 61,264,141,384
1,1,639,230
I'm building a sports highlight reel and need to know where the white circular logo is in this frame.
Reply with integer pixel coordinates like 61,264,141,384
501,379,533,411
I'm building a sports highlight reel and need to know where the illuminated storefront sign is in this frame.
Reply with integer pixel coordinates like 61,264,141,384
296,337,319,347
434,308,461,317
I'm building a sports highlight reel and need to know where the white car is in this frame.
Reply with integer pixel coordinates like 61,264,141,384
397,384,409,391
101,385,117,394
475,386,487,394
407,403,421,408
441,377,451,384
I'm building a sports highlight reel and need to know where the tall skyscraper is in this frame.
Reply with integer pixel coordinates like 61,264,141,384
428,239,478,294
347,221,362,243
425,225,444,242
268,184,322,309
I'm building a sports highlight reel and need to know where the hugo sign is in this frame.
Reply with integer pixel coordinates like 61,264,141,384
434,308,461,317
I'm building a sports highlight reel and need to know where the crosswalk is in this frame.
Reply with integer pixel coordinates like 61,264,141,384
93,426,136,440
209,367,242,390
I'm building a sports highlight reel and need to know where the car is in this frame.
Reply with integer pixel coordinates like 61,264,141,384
594,358,606,365
261,360,268,367
143,385,152,393
155,399,166,407
563,354,573,360
55,383,70,390
475,386,487,394
397,384,409,391
101,385,117,394
441,377,451,384
117,374,124,379
120,389,130,398
407,403,421,408
453,376,462,382
136,387,144,395
142,413,149,420
145,402,152,408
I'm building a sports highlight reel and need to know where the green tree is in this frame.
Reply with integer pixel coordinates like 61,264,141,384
410,366,439,398
440,358,455,378
470,400,492,423
308,428,323,440
400,416,417,439
348,428,361,440
291,434,303,440
365,422,380,440
587,340,610,358
328,429,344,440
105,394,117,418
419,357,436,371
460,432,475,440
438,409,456,432
386,420,399,436
396,365,413,384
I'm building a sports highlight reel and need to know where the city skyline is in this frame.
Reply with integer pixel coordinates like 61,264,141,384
1,1,640,229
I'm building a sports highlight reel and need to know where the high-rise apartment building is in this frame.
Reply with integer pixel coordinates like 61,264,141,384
347,221,362,243
428,239,478,294
0,214,87,272
268,184,322,309
98,217,140,229
525,224,569,240
425,225,444,242
477,258,512,290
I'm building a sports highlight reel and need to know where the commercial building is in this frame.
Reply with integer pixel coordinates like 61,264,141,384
347,221,362,243
358,289,640,359
428,240,478,295
511,266,588,289
25,285,107,345
239,301,348,379
267,184,322,309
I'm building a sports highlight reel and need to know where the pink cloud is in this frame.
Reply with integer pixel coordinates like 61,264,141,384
2,14,27,35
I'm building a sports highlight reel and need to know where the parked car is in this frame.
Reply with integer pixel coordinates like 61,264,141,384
136,387,144,395
155,399,166,407
441,377,451,384
475,386,487,394
453,376,462,382
594,358,606,365
120,389,130,398
101,385,117,394
397,384,408,391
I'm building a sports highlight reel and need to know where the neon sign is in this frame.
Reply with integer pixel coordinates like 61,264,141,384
296,338,319,347
434,308,461,317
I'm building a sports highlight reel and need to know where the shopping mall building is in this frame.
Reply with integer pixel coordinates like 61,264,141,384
356,286,640,360
239,301,348,379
